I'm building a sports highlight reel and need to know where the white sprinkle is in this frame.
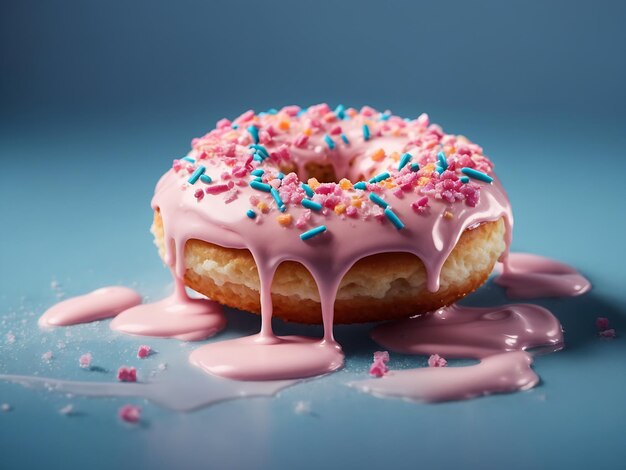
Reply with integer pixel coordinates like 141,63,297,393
1,403,11,412
41,351,54,362
59,404,74,416
294,401,312,415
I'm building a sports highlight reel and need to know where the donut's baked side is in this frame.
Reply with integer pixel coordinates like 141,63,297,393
153,211,505,324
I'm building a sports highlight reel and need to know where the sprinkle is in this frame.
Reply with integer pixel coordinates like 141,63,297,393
599,329,616,338
461,167,493,183
384,207,405,229
410,163,420,172
437,151,448,171
270,187,286,212
187,165,206,184
339,178,352,190
277,172,285,179
199,174,212,185
247,125,259,144
301,183,315,198
294,400,312,415
443,211,454,219
300,225,327,241
341,133,350,144
369,192,388,208
374,351,390,363
251,169,264,177
398,152,412,170
246,209,257,219
252,177,262,182
369,351,390,377
460,176,470,183
79,353,92,369
41,351,53,362
204,183,230,195
277,214,293,226
334,203,346,215
137,345,152,359
596,317,610,330
362,124,370,141
369,171,390,183
353,181,367,190
118,405,141,423
334,104,346,119
380,112,391,121
250,180,272,192
181,156,195,163
301,199,323,211
117,366,137,382
232,123,239,129
249,144,269,159
323,134,335,149
428,354,448,367
371,148,386,162
252,154,263,162
1,403,12,412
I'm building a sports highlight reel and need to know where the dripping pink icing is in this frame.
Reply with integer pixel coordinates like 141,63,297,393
150,105,514,380
495,253,591,299
110,278,226,342
39,286,142,327
353,303,563,402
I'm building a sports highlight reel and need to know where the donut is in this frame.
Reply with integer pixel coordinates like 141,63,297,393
152,104,512,325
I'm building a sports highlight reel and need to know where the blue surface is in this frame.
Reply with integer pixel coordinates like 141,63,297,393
2,0,626,468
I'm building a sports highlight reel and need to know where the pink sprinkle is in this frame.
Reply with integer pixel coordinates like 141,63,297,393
194,189,205,201
428,354,448,368
329,125,342,135
137,345,152,359
79,353,92,369
259,130,272,144
172,159,183,172
117,366,137,382
374,351,390,363
281,105,300,116
599,329,616,338
237,109,254,122
41,351,53,362
118,404,141,423
249,195,260,206
369,350,390,377
204,183,229,195
417,113,430,127
361,105,376,116
216,118,231,129
596,317,610,331
293,134,309,148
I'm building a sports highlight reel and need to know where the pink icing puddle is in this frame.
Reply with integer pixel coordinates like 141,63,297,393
350,351,538,402
496,252,591,299
39,286,142,327
110,279,226,342
351,303,563,402
190,335,343,381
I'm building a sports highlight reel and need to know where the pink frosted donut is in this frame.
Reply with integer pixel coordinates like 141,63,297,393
152,104,512,324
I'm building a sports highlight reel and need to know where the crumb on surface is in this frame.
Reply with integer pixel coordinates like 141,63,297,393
117,366,137,382
369,350,390,377
79,353,92,369
428,354,448,367
118,404,141,423
137,345,152,359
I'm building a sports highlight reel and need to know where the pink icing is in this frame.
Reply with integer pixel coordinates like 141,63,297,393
39,286,142,327
495,253,591,299
110,278,226,342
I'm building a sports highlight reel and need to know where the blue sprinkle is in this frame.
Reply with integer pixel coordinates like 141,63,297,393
380,112,390,121
301,183,315,198
182,156,195,163
232,123,239,129
246,209,257,219
334,104,345,119
435,165,445,174
247,125,259,144
266,108,278,115
250,180,272,192
353,181,367,190
398,152,412,171
340,133,350,145
253,177,262,182
187,166,206,184
437,151,448,171
362,124,370,141
300,225,327,241
301,199,323,211
277,172,285,180
410,163,420,172
270,187,285,211
249,144,269,159
384,208,405,230
251,169,264,177
460,176,470,184
461,167,493,183
200,174,213,184
369,192,388,208
324,134,335,150
297,108,307,116
253,154,263,162
369,172,390,184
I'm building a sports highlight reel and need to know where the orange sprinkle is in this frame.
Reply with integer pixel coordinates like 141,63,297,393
307,178,320,190
278,120,290,131
351,197,363,208
339,178,353,190
304,128,313,136
323,112,337,122
371,148,386,162
257,202,269,213
390,151,400,162
443,211,454,220
347,108,358,117
276,214,293,226
334,204,346,215
417,177,430,186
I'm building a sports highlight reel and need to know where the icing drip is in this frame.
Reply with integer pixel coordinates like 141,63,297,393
109,277,226,342
496,253,591,299
350,303,563,402
39,286,142,327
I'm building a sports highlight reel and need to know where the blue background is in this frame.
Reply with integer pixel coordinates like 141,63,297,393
1,1,625,469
